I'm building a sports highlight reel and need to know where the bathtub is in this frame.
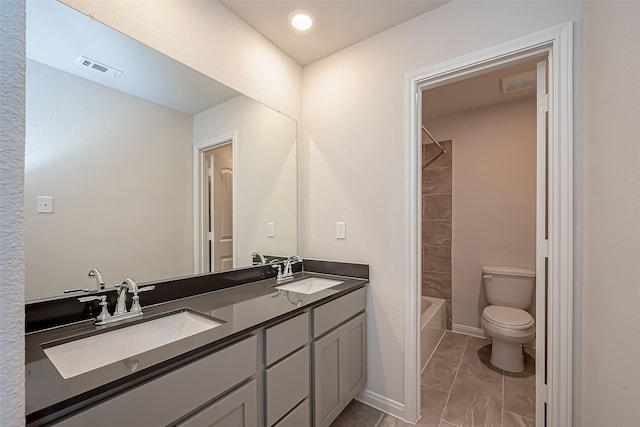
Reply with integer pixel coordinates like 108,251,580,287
421,296,446,370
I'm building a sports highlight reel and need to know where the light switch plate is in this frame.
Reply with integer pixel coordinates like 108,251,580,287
267,222,275,237
37,196,53,213
336,222,346,239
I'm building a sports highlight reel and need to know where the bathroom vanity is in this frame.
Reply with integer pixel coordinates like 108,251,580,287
25,262,367,427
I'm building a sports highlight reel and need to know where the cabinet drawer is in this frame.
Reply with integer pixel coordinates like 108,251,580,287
265,312,309,366
177,380,257,427
265,346,309,426
272,399,310,427
53,335,257,426
313,288,365,337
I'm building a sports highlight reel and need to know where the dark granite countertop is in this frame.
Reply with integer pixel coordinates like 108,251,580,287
25,271,367,425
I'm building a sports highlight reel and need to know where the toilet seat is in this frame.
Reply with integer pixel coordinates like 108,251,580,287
482,305,534,330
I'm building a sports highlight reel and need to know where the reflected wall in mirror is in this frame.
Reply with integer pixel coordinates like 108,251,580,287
25,0,297,301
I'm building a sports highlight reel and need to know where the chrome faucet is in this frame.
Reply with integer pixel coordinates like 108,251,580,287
80,278,155,325
273,255,302,283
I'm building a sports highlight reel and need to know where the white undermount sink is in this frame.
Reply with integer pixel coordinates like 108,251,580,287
43,310,223,379
275,277,344,295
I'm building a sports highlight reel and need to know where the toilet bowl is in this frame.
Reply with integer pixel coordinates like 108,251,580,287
481,305,535,372
481,266,535,372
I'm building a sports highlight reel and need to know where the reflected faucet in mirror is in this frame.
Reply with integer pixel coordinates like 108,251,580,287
63,267,107,294
251,252,266,265
88,268,105,291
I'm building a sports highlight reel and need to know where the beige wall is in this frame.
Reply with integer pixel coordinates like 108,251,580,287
302,0,582,409
581,2,640,425
194,96,298,267
25,60,193,300
427,98,537,330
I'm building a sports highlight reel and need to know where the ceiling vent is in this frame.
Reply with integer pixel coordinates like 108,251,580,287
75,56,122,79
500,70,535,93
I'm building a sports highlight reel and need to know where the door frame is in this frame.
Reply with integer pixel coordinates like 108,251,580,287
404,22,573,426
193,133,237,274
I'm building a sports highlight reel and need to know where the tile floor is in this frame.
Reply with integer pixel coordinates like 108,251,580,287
330,331,535,427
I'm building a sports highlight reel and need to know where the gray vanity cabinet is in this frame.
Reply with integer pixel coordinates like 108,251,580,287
52,335,258,427
43,285,366,427
312,288,367,427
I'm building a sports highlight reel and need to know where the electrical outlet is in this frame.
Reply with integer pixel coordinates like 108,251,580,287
336,222,346,239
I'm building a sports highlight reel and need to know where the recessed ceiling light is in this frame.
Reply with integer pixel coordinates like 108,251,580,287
289,10,314,31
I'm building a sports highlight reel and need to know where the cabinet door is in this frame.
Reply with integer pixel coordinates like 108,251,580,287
341,313,366,402
312,313,366,427
312,326,342,427
177,380,257,427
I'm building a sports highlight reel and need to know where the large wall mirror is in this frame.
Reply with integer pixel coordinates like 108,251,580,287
25,0,297,301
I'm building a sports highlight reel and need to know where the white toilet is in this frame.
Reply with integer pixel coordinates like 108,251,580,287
481,265,535,372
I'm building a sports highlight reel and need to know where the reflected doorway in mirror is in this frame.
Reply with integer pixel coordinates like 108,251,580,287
196,136,235,273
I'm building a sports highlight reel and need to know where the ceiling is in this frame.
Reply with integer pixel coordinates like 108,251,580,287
422,57,544,122
220,0,450,65
30,0,539,119
27,0,239,115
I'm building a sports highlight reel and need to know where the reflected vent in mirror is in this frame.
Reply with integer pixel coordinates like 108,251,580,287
75,55,122,79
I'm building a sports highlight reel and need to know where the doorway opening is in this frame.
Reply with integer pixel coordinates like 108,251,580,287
419,55,546,426
404,23,573,427
194,135,236,273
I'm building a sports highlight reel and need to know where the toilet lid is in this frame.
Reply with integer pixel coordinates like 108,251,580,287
483,306,534,329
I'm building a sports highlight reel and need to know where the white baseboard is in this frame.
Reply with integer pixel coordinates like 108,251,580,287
356,388,405,421
452,323,536,348
452,323,486,338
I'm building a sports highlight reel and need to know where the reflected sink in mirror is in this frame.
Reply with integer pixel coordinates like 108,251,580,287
275,278,344,295
43,310,224,379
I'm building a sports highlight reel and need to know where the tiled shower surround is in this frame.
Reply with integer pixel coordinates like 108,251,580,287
422,140,453,328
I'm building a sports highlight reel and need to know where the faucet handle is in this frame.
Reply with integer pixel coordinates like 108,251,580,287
130,285,155,313
271,263,283,280
64,288,90,293
78,295,111,323
78,295,102,303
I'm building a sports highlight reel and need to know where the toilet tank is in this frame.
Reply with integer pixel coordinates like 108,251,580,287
482,266,535,309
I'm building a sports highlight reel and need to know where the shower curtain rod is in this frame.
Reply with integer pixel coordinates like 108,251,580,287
421,125,447,155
